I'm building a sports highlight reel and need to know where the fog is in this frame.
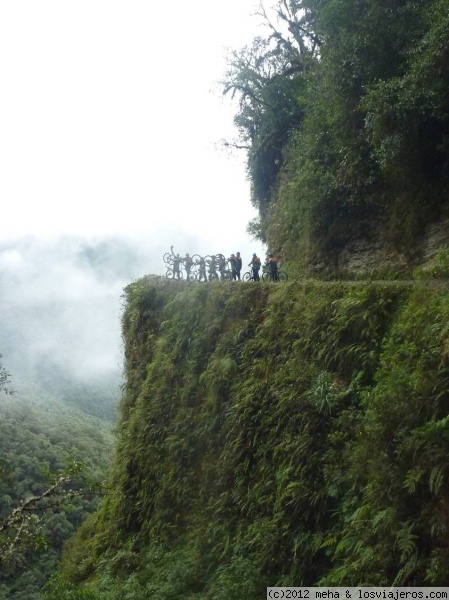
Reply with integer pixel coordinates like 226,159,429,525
0,234,265,415
0,0,272,418
0,234,182,381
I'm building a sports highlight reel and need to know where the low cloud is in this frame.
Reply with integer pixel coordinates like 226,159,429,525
0,232,265,397
0,234,182,384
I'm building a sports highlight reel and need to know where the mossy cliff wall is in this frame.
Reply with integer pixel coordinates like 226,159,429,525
63,277,449,596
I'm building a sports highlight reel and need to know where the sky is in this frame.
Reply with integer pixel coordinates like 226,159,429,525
0,0,267,261
0,1,270,394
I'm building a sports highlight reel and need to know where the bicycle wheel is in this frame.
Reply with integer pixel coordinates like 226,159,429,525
222,271,232,281
163,253,173,265
278,271,288,282
242,271,252,282
262,271,271,282
187,272,197,283
167,269,183,280
192,254,202,263
208,272,219,281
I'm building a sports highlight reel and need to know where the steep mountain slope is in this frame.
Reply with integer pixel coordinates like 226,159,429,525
41,1,449,595
54,276,449,597
225,0,449,276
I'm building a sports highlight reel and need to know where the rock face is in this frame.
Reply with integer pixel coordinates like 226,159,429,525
309,217,449,276
336,237,409,274
421,218,449,267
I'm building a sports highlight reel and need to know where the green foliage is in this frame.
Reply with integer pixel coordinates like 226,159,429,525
414,248,449,279
30,361,120,422
222,0,318,238
57,277,449,595
42,1,449,592
229,0,449,270
0,389,114,599
41,575,106,599
0,354,14,396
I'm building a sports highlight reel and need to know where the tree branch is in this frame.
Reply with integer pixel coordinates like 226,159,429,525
0,473,70,534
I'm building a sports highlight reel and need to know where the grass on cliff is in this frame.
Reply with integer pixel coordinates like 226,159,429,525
46,278,449,598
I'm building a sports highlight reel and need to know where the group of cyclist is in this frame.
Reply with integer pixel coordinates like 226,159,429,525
165,247,281,283
248,253,279,282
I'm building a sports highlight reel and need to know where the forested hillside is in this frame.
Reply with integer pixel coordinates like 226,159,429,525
40,0,449,597
0,381,115,600
224,0,449,274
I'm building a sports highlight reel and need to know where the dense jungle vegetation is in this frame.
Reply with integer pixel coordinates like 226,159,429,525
0,376,115,600
11,0,449,596
224,0,449,271
50,275,449,597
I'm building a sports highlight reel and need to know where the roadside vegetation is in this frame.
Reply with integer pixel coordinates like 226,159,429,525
4,0,449,596
49,277,449,597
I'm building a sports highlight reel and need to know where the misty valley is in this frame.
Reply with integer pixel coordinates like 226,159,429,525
0,236,136,599
3,0,449,596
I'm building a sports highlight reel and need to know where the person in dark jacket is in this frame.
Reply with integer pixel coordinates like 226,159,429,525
235,252,242,281
267,253,279,282
228,254,238,280
173,254,182,279
197,256,207,282
184,253,193,279
249,253,261,281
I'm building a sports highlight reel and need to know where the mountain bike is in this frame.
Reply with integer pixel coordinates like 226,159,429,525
192,255,208,283
204,255,219,281
259,263,288,282
242,270,261,282
261,267,288,282
165,267,183,280
220,269,233,281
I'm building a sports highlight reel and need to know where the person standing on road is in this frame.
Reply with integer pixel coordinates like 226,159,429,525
197,256,207,282
229,254,238,281
173,254,182,279
235,252,242,281
249,253,261,281
267,253,279,282
218,255,227,280
184,253,193,279
208,255,218,280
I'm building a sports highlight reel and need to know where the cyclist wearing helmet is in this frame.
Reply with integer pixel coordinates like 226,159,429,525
249,253,261,281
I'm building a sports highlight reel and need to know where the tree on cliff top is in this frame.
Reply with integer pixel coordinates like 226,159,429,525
222,0,320,242
226,0,449,264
